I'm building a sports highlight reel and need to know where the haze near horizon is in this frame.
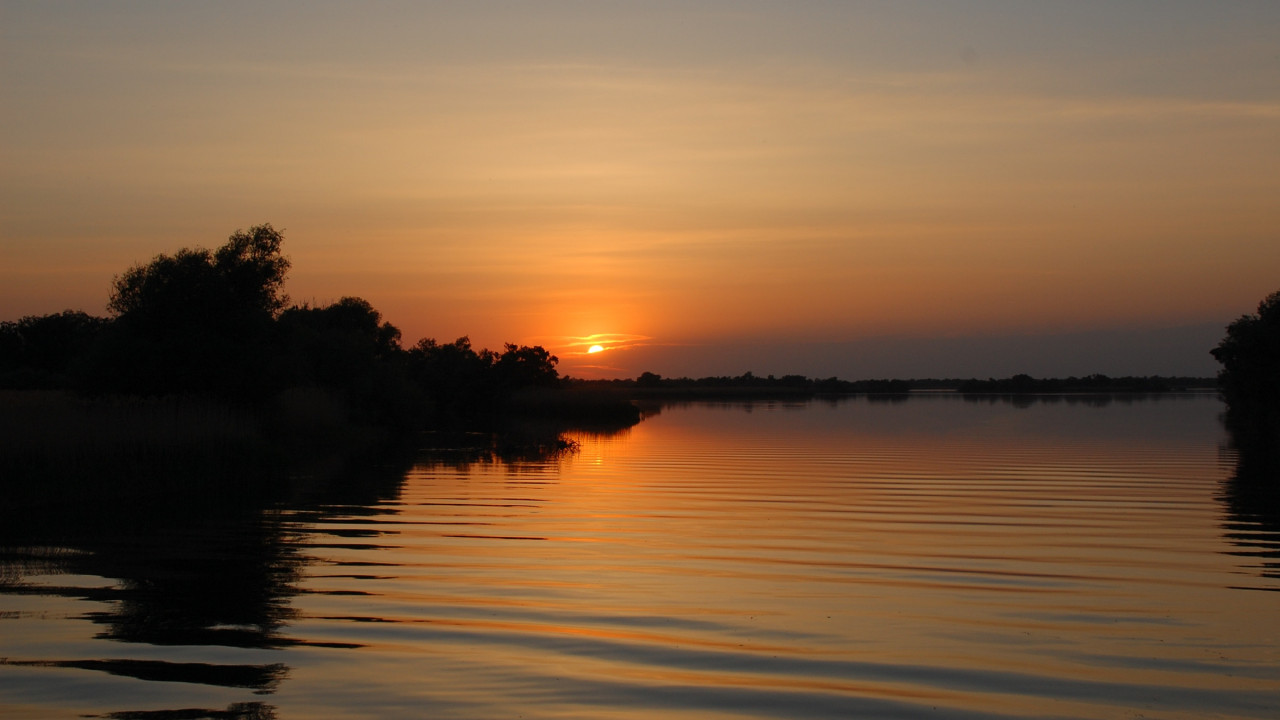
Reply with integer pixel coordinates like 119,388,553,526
3,2,1277,379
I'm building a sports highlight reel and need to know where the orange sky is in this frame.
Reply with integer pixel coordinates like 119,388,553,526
2,2,1277,378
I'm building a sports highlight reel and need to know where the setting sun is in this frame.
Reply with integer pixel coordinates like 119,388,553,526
587,345,605,354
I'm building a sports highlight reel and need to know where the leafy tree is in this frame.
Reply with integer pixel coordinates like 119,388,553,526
213,225,291,317
1212,289,1280,443
275,296,411,426
493,343,559,391
94,224,290,397
108,224,289,330
636,371,663,387
405,336,498,423
0,310,108,389
277,297,402,386
403,338,559,426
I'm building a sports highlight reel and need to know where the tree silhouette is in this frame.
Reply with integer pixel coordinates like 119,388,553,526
277,297,401,387
494,343,559,391
406,337,497,423
275,297,413,426
95,224,290,398
1212,289,1280,448
108,224,289,328
636,371,663,387
404,338,561,426
0,310,107,389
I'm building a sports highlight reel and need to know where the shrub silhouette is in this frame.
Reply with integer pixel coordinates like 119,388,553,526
406,337,499,424
94,225,289,398
494,343,560,391
277,297,401,387
0,310,107,389
404,337,561,426
1213,289,1280,447
276,297,414,427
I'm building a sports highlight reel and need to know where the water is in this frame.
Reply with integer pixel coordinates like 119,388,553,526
2,394,1278,719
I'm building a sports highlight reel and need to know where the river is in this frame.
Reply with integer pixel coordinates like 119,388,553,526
2,393,1277,719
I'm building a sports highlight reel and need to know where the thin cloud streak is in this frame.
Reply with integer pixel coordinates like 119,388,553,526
535,334,657,358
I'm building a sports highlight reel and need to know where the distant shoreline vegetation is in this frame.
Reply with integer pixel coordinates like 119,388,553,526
566,371,1216,398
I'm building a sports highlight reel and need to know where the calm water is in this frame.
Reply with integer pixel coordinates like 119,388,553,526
2,394,1278,719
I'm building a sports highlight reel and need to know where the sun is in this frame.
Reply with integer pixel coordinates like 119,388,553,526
587,344,605,354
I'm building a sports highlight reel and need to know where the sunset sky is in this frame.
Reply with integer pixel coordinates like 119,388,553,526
3,2,1277,379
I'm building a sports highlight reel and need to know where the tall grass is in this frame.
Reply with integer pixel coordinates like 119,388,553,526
0,391,269,504
0,385,640,508
507,386,642,429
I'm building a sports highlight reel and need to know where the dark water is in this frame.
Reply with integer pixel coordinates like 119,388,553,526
2,394,1278,719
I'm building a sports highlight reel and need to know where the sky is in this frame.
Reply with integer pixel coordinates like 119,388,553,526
2,1,1278,379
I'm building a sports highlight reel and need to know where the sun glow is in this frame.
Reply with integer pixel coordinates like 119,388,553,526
528,334,653,378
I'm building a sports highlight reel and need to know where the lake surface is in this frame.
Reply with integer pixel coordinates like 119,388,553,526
2,393,1278,719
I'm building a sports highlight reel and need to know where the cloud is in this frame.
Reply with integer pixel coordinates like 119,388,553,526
537,333,655,358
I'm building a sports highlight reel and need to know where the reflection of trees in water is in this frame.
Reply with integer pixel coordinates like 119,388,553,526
96,702,276,717
0,484,300,720
1219,418,1280,582
409,428,602,474
0,434,590,713
0,452,414,712
0,479,302,651
102,701,277,719
961,392,1172,409
321,426,638,488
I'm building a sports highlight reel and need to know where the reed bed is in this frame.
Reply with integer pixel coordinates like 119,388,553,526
507,386,642,428
0,391,270,503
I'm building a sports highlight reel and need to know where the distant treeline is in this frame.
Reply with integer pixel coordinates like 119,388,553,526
566,372,909,397
567,371,1216,397
952,374,1216,394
